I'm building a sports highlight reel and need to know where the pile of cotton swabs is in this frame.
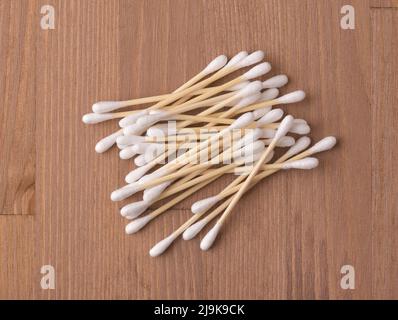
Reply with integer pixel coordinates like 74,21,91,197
82,50,337,257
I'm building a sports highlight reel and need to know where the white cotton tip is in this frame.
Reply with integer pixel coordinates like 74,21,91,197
136,112,169,127
147,126,168,137
143,181,172,202
144,143,164,157
122,123,147,136
191,196,220,214
116,135,139,146
228,81,250,91
236,81,263,98
238,128,263,148
256,108,284,126
236,92,261,108
92,101,127,113
144,144,166,163
202,55,228,75
234,140,265,162
239,149,273,166
119,110,149,127
144,149,160,163
290,123,311,135
242,62,272,80
134,154,147,167
225,51,249,68
307,136,337,154
139,166,168,183
149,235,176,257
239,147,265,164
200,223,222,251
183,219,208,240
282,157,319,170
253,106,272,120
293,119,307,125
116,142,128,150
242,140,265,156
95,130,123,153
125,215,152,234
275,136,295,147
111,184,140,202
82,113,115,124
275,90,306,104
261,128,276,139
274,115,294,141
237,50,265,68
125,162,155,183
262,74,289,89
242,148,272,165
131,143,148,154
120,200,150,219
119,146,137,160
283,136,311,158
260,88,279,101
229,112,254,130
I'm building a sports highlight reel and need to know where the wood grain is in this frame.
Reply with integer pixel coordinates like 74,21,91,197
0,0,397,299
0,0,35,215
371,8,398,299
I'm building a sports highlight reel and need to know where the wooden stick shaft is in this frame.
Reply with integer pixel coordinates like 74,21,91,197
175,86,241,129
170,80,241,116
174,114,234,125
147,68,236,112
112,69,207,111
148,174,220,220
171,197,231,238
172,148,312,237
218,148,311,198
158,162,238,198
158,165,207,200
142,133,252,190
217,141,277,225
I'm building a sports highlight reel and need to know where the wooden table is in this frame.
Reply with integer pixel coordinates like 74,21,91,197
0,0,397,299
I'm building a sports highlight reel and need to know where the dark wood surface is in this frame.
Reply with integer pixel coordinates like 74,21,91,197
0,0,396,299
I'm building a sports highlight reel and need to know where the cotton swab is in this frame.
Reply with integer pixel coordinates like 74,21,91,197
90,54,233,153
141,148,265,205
112,76,264,138
134,52,266,115
122,108,297,185
134,154,147,167
123,111,254,185
237,90,306,114
95,129,124,153
183,137,334,241
121,129,265,216
112,136,263,202
133,145,264,226
182,138,314,240
200,115,294,250
88,52,271,155
141,128,266,203
130,94,298,132
91,55,228,113
125,175,220,234
148,150,282,256
135,80,264,128
121,164,218,220
262,74,288,89
182,89,303,123
88,51,263,137
83,49,337,258
149,150,273,205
